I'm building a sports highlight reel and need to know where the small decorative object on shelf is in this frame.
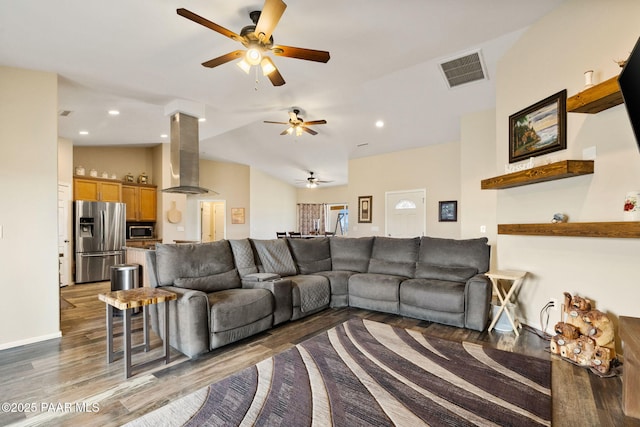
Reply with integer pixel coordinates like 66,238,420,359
124,173,135,183
101,171,109,178
138,173,148,184
623,191,640,221
75,165,85,176
552,213,568,223
584,70,594,89
110,173,117,179
89,168,98,177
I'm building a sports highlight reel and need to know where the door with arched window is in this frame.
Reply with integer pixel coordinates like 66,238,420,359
385,189,426,237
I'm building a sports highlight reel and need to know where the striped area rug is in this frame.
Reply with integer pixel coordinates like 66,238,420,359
129,318,551,426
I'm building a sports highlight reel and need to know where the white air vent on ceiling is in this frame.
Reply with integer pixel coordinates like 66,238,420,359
439,50,488,89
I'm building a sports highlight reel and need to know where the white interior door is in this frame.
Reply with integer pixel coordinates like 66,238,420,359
58,183,72,287
201,202,213,242
213,202,225,241
385,189,426,238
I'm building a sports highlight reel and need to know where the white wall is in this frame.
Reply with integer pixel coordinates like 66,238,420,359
250,168,297,239
494,0,640,336
0,66,60,349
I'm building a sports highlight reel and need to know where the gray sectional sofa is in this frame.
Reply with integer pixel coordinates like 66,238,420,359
145,235,491,358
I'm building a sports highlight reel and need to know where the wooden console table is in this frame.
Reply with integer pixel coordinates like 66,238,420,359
98,287,176,378
620,316,640,419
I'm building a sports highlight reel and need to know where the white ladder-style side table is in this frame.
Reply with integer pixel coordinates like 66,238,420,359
486,269,527,336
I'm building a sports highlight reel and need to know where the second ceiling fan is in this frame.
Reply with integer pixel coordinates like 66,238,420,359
264,109,327,136
177,0,330,86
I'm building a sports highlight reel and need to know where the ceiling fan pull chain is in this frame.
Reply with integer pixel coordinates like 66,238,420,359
254,66,260,91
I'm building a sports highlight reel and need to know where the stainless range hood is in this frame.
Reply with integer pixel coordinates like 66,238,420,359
162,112,217,194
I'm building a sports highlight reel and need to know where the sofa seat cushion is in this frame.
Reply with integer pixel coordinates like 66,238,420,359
155,241,239,289
348,273,403,302
330,237,374,273
288,275,330,312
414,264,478,282
368,237,420,277
252,239,297,276
174,269,241,293
400,278,465,313
313,270,354,296
207,288,273,333
287,237,332,274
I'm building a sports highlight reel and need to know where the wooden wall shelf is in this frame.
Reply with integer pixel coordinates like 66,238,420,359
566,75,623,114
498,222,640,238
481,160,594,190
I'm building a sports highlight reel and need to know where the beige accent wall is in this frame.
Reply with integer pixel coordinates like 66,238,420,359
250,168,297,239
348,143,462,238
494,0,640,335
73,145,157,184
0,66,60,349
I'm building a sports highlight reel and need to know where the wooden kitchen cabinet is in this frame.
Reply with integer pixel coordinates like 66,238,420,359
122,184,157,221
74,177,122,202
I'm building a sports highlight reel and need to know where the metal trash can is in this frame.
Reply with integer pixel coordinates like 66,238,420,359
110,264,140,315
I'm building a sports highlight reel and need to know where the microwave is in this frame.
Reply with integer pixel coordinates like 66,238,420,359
127,225,154,240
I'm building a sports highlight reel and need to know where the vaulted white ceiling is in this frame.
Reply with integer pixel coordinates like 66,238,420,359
0,0,565,187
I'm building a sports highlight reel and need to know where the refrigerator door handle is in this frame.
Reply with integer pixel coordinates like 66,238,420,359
79,252,123,257
101,210,106,247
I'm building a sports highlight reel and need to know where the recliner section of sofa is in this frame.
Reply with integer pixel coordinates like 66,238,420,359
146,235,492,359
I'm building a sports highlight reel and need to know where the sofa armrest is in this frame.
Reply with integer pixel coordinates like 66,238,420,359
464,274,492,331
148,285,210,359
242,278,292,325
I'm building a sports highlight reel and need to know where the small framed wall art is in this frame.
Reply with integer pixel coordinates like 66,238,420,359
231,208,245,224
438,200,457,222
509,89,567,163
358,196,372,223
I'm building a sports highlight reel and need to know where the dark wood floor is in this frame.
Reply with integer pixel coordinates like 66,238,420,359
0,282,637,426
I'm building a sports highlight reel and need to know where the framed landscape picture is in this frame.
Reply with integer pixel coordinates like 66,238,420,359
231,208,245,224
358,196,372,223
438,200,457,222
509,89,567,163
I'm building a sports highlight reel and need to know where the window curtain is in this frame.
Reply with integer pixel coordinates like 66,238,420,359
297,203,326,235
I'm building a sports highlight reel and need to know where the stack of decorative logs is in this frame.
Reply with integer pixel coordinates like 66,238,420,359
550,292,616,375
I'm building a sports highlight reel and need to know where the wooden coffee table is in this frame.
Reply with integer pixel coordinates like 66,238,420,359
98,287,176,378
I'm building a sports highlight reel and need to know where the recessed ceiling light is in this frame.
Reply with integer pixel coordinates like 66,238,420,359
79,130,89,135
108,110,120,116
160,134,168,139
375,120,384,128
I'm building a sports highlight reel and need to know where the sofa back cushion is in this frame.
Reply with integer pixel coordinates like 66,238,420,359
368,237,420,277
330,237,374,272
251,239,297,276
229,239,259,277
287,237,332,274
416,236,490,281
155,241,240,291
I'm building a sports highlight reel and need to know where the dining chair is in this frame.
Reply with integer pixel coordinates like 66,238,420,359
276,232,287,238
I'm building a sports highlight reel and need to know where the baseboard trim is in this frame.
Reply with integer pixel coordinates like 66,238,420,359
0,331,62,351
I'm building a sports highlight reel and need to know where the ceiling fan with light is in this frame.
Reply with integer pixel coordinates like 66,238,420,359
264,109,327,136
297,172,332,188
177,0,330,86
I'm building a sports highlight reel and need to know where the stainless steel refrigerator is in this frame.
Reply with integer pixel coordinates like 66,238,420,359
74,201,126,283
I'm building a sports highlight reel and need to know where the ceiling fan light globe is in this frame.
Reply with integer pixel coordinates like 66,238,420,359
260,57,276,75
236,59,251,74
286,127,293,134
245,48,262,66
295,126,302,136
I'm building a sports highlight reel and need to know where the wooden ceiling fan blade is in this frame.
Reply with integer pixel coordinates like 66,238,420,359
264,121,289,124
302,120,327,125
301,126,318,135
272,45,330,63
177,8,242,41
280,128,291,135
267,66,286,86
201,50,245,68
254,0,286,43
